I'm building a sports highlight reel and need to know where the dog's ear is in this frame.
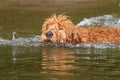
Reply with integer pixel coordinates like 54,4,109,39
71,32,81,44
66,32,79,44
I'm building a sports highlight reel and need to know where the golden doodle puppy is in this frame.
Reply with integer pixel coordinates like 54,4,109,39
41,14,120,44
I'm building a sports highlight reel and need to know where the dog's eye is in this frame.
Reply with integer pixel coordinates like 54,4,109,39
59,27,63,30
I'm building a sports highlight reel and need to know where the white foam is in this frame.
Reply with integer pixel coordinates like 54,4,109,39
0,35,120,49
76,14,120,27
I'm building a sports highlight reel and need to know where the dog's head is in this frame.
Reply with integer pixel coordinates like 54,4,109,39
41,14,80,44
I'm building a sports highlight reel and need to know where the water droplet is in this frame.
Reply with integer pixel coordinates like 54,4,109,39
12,32,16,40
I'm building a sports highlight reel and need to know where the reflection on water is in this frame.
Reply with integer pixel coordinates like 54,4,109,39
41,47,75,76
0,46,120,80
42,47,74,70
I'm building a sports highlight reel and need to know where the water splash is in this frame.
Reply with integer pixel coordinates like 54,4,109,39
1,14,120,49
0,32,41,47
76,14,120,27
12,32,16,40
1,33,120,49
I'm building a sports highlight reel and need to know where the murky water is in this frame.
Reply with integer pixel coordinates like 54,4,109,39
0,0,120,80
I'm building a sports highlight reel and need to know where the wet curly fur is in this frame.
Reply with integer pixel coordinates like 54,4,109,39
41,14,120,44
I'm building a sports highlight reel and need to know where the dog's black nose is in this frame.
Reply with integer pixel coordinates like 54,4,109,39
46,31,53,38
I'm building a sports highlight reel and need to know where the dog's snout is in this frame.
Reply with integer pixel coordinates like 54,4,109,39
46,31,53,38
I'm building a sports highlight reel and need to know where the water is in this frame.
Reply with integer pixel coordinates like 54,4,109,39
0,0,120,80
0,32,41,47
76,14,120,27
0,14,120,80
